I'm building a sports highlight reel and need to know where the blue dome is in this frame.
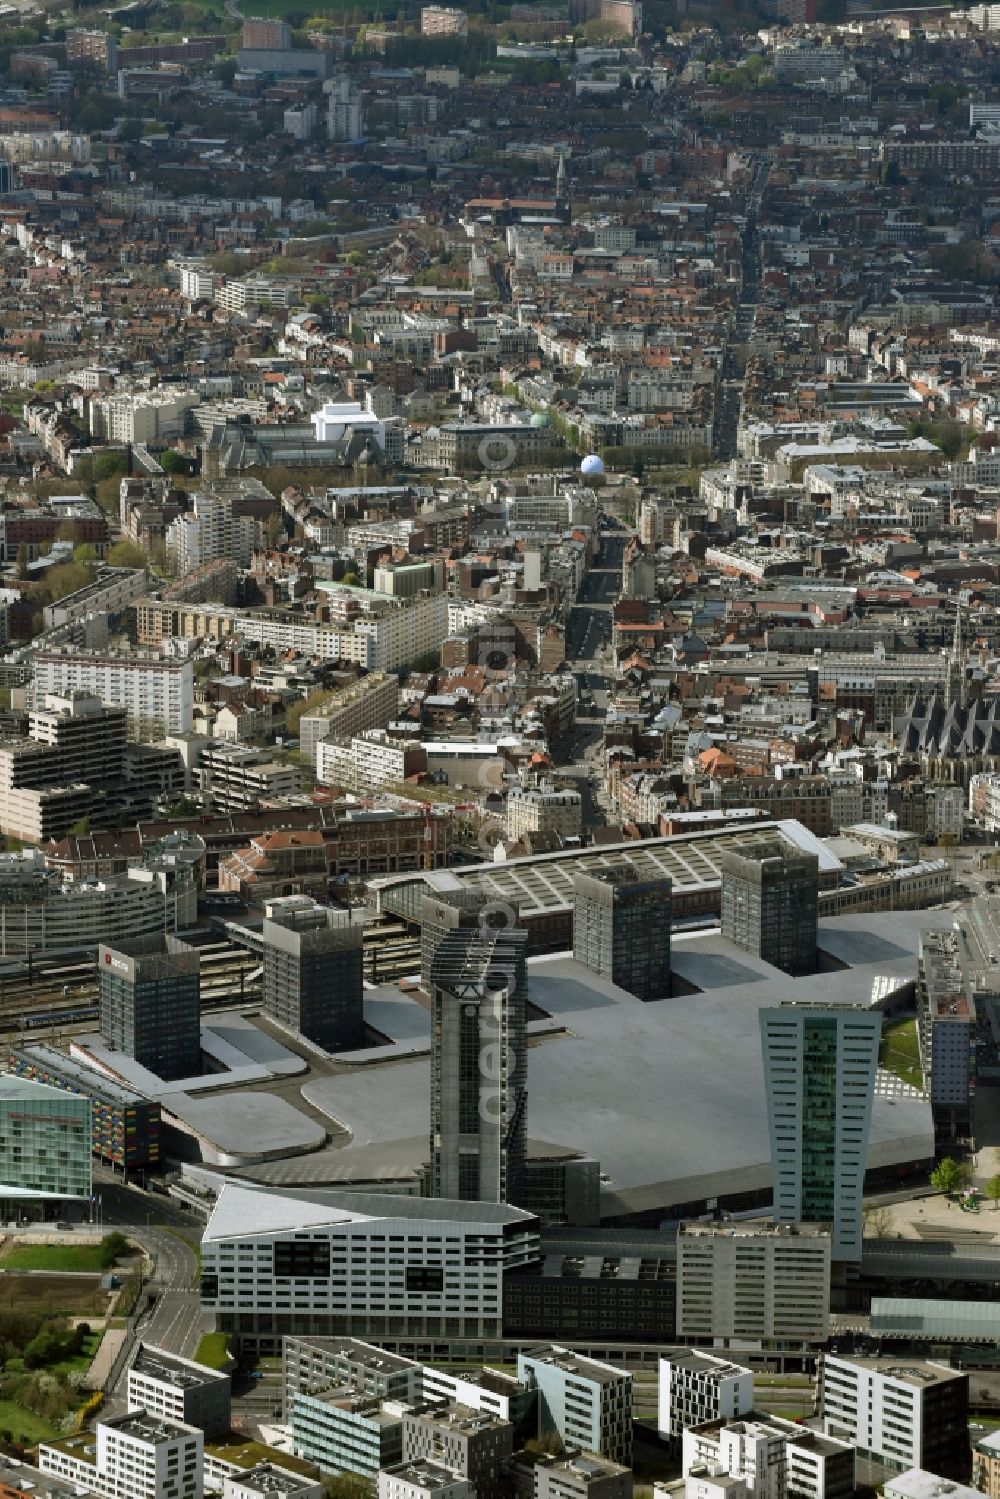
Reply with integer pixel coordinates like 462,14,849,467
581,454,605,476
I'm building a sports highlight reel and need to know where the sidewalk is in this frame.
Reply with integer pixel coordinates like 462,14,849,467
84,1326,128,1394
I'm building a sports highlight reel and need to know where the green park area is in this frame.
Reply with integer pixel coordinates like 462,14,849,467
0,1233,133,1450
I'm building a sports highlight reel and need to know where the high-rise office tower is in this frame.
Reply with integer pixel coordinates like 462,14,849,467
572,861,671,1000
430,923,529,1204
721,844,819,976
99,935,201,1081
760,1003,881,1262
419,887,509,995
262,895,365,1052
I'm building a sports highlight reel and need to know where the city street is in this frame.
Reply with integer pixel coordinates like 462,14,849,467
558,533,625,823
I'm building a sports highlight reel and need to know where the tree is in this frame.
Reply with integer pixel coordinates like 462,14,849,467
92,451,128,483
159,450,186,475
862,1204,894,1238
986,1174,1000,1210
106,539,147,570
98,1232,128,1269
930,1156,967,1196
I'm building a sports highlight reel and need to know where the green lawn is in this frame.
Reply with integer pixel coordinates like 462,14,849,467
194,1332,231,1370
1,1245,109,1274
880,1017,924,1091
0,1398,60,1446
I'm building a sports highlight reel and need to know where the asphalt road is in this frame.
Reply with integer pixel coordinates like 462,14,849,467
93,1176,209,1388
559,534,625,824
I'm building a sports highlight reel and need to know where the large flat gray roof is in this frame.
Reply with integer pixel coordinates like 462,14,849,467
299,914,938,1216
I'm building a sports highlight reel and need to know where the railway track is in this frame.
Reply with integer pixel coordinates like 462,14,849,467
0,926,422,1033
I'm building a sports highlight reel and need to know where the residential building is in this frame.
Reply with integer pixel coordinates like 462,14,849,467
42,565,147,630
127,1345,231,1437
262,895,365,1052
378,1462,473,1499
317,730,427,793
199,743,302,812
682,1467,747,1499
421,5,468,34
720,845,819,976
11,1044,161,1169
401,1401,513,1499
676,1222,831,1348
572,861,672,1001
886,1474,981,1499
99,934,202,1082
683,1416,854,1499
326,73,365,140
973,1430,1000,1497
506,783,583,843
288,1387,403,1479
223,1468,323,1499
760,1005,881,1262
242,16,292,47
27,691,127,784
283,1337,421,1407
819,1356,969,1479
429,923,529,1205
517,1346,633,1467
200,1182,541,1356
419,1365,533,1432
300,673,400,767
31,650,193,736
534,1453,633,1499
658,1352,754,1445
0,1074,91,1210
40,1412,202,1499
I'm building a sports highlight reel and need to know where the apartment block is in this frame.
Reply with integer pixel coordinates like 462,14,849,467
683,1416,854,1499
819,1356,969,1479
517,1347,633,1467
506,783,583,842
39,1412,204,1499
317,729,426,792
31,649,193,735
379,1463,473,1499
402,1402,513,1499
658,1352,754,1444
300,672,400,767
420,6,469,34
127,1345,231,1437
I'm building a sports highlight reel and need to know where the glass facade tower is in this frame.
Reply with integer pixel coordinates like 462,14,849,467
760,1003,881,1262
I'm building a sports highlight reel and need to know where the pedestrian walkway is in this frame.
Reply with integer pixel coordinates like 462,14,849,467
84,1326,127,1393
